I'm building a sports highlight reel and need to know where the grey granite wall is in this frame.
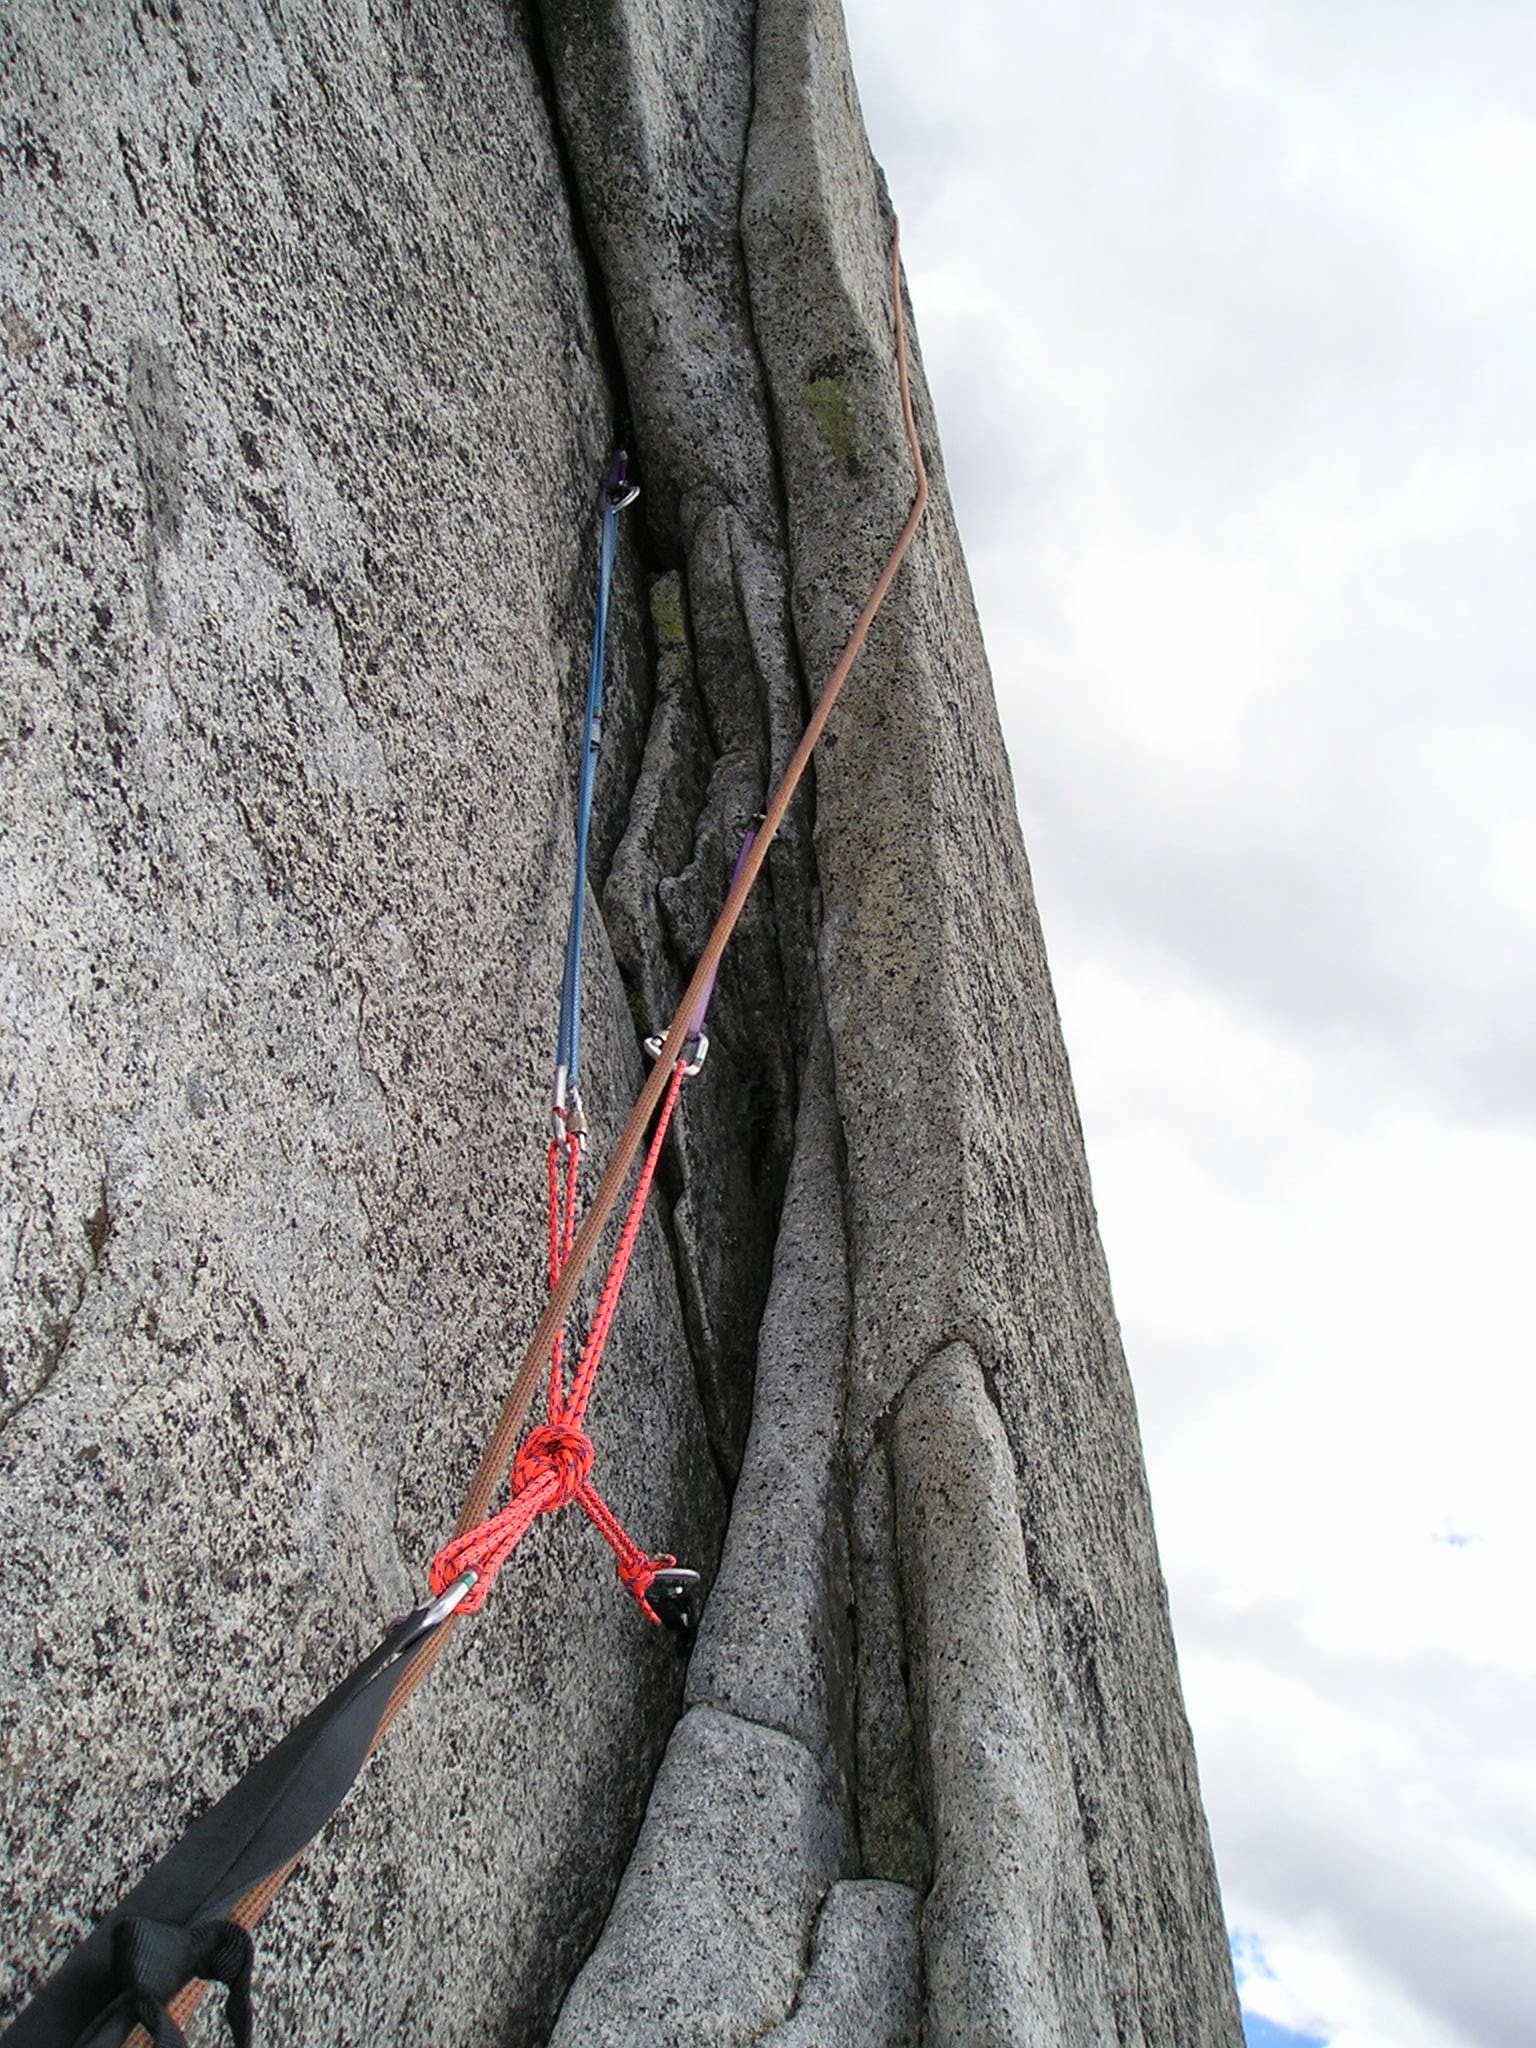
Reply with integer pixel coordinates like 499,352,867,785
1,1,1242,2042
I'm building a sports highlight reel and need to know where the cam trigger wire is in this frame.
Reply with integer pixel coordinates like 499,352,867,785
551,450,640,1146
545,451,635,1437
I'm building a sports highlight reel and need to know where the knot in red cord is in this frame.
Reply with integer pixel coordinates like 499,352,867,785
511,1420,594,1506
616,1548,668,1614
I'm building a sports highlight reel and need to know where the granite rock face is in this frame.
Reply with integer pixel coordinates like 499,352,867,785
1,3,1242,2045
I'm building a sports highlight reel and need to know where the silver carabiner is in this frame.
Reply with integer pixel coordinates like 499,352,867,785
389,1570,478,1654
603,450,641,512
643,1030,708,1077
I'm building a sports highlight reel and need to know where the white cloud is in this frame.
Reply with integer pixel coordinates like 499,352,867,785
845,1,1536,2042
1202,1626,1536,2047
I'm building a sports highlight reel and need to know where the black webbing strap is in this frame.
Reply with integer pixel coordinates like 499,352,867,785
71,1919,253,2048
2,1605,450,2048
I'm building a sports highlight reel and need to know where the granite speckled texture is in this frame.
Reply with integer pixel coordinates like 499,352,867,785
3,1,1242,2043
756,1880,922,2048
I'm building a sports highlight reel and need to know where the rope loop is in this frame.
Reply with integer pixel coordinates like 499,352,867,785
616,1548,671,1618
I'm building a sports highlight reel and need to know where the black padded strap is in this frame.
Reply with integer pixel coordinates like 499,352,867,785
2,1616,443,2048
68,1918,253,2048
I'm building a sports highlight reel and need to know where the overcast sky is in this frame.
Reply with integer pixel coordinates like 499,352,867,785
841,3,1536,2043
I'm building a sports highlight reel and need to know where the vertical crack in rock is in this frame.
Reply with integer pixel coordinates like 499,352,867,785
849,1435,931,1891
548,1028,856,2044
523,0,640,481
682,1027,854,1792
535,0,814,1513
603,568,774,1488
